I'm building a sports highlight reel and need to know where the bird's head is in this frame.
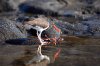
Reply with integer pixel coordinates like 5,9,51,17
41,22,63,45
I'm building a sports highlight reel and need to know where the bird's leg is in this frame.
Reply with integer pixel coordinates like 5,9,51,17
37,31,44,44
37,31,47,45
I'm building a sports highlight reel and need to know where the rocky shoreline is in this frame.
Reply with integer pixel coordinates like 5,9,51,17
0,0,100,66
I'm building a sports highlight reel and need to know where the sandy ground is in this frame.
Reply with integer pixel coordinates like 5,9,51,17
0,36,100,66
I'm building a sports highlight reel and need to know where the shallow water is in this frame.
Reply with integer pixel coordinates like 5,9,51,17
0,36,100,66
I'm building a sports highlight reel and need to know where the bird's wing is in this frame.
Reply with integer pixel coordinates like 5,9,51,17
26,18,49,28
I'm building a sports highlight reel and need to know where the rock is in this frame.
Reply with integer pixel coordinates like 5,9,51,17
0,18,27,41
50,16,100,38
0,0,26,12
18,0,91,17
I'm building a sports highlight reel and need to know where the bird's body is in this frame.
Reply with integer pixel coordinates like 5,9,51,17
25,18,49,29
25,17,50,64
24,17,61,64
29,18,49,45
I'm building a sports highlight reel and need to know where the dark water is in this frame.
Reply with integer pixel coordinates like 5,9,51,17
0,36,100,66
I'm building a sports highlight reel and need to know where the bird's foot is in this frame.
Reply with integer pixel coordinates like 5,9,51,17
41,41,49,45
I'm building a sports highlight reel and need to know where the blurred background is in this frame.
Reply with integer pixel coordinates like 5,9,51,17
0,0,100,66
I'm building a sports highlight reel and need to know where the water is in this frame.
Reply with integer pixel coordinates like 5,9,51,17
0,36,100,66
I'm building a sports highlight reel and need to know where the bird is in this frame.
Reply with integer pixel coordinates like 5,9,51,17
24,17,62,64
24,17,50,64
24,17,49,45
